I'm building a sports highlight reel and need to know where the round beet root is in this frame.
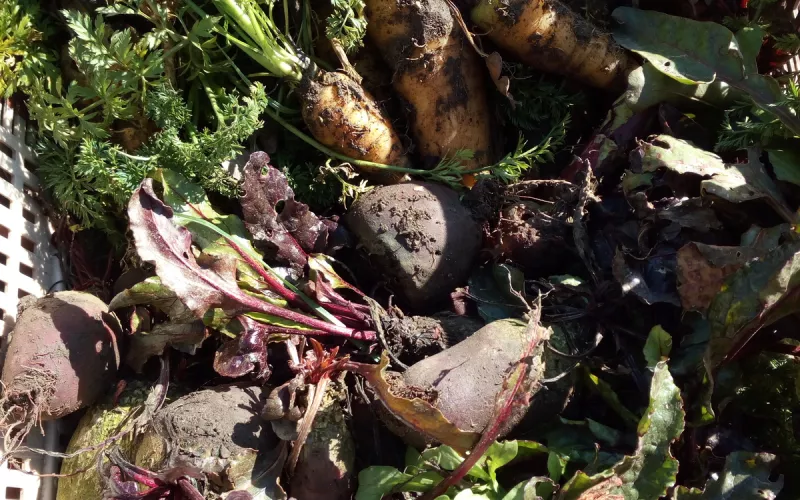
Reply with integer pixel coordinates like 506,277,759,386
345,182,481,308
1,291,120,421
402,319,542,435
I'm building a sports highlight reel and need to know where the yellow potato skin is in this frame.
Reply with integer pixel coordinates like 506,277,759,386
300,70,410,183
472,0,636,90
365,0,494,170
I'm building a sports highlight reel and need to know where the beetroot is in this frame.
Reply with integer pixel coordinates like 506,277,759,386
1,291,120,442
345,182,481,308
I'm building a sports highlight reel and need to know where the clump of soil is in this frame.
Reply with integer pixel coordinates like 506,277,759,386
384,313,484,364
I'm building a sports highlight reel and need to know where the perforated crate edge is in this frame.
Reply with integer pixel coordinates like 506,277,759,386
0,100,65,500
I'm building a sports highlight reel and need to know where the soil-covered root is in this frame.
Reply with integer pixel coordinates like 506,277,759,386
299,71,410,183
376,319,574,446
288,380,355,499
365,0,494,168
345,182,482,309
471,0,637,90
134,384,273,474
1,291,121,451
57,383,150,500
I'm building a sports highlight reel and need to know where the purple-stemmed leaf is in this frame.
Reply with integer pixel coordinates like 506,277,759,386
127,179,374,340
240,152,335,268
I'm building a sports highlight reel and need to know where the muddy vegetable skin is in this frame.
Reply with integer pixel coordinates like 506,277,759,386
403,319,544,434
471,0,636,90
345,182,482,308
299,71,410,183
365,0,494,168
1,291,120,420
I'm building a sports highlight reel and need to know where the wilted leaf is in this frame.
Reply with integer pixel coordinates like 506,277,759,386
644,326,672,369
612,250,680,306
213,316,271,379
704,240,800,371
637,136,795,223
109,276,194,323
560,362,685,500
240,152,334,268
740,224,790,252
654,198,722,233
672,452,783,499
612,8,800,135
676,243,762,313
126,320,207,372
358,352,481,453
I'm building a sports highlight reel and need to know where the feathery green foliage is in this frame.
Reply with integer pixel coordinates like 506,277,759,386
326,0,368,54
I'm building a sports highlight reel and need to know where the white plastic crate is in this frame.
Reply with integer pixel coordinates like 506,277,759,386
0,100,65,500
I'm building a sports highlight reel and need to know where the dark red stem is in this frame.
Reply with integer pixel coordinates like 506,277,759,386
420,316,544,500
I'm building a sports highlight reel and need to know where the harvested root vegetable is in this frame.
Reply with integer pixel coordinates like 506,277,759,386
345,182,481,308
210,0,409,182
133,384,286,498
57,383,148,500
470,0,636,90
289,381,355,499
365,0,493,168
402,319,545,434
1,292,120,448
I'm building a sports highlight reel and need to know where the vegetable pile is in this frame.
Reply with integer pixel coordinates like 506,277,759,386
3,0,800,499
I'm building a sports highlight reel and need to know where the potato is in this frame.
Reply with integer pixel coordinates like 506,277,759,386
344,182,482,308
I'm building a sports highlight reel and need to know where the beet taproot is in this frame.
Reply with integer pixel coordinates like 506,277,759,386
1,292,121,427
134,384,276,476
345,182,481,308
376,319,574,448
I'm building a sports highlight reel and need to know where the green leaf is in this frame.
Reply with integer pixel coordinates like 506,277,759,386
612,7,800,136
613,8,738,85
355,466,411,500
583,367,640,428
704,240,800,371
586,419,624,447
767,149,800,188
643,326,673,369
503,477,556,500
453,490,492,500
547,452,568,483
420,446,466,471
637,136,795,223
561,362,685,500
672,452,783,499
468,264,528,322
487,441,519,485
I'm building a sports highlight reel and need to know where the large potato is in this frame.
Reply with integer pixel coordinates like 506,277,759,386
345,182,481,308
